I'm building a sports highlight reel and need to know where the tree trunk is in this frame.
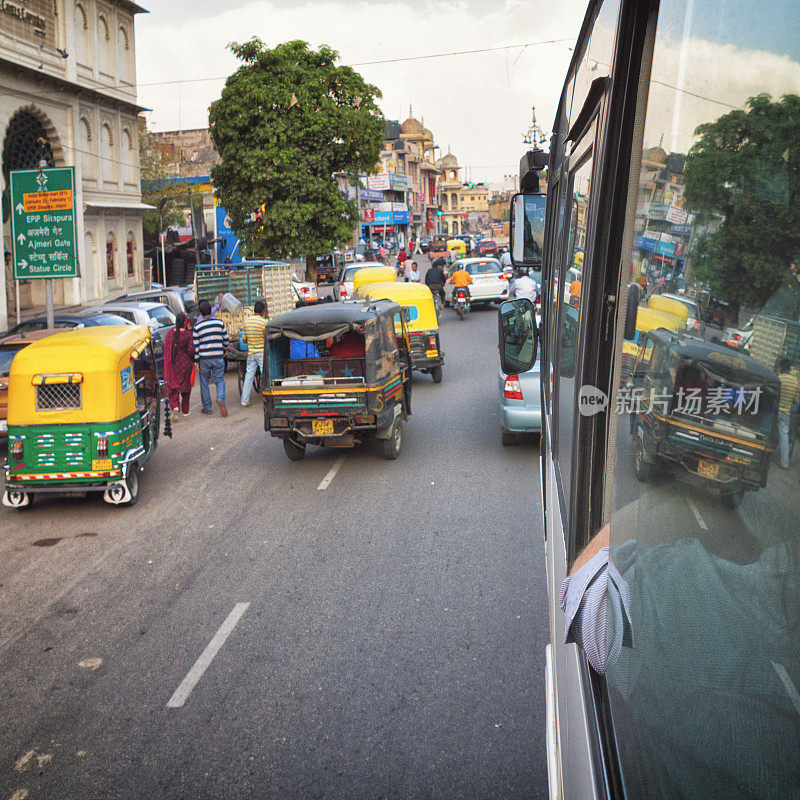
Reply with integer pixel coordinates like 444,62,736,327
305,254,318,283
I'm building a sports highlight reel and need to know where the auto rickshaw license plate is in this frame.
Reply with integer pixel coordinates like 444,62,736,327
697,459,719,479
313,419,334,436
92,458,112,471
426,349,439,358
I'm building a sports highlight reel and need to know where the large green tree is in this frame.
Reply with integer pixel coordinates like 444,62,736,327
683,93,800,308
209,38,385,279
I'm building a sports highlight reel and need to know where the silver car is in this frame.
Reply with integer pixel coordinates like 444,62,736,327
498,350,541,445
337,262,387,300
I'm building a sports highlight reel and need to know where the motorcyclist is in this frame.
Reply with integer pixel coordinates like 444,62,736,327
447,264,473,307
425,258,447,305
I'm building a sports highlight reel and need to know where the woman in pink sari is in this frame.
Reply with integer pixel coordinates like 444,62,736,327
164,312,194,416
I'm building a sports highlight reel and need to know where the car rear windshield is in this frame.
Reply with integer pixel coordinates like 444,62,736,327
480,240,496,247
468,260,501,274
343,266,362,281
148,306,176,327
90,313,134,326
0,346,23,377
181,290,197,314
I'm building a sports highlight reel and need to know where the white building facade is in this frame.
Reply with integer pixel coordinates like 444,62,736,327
0,0,148,332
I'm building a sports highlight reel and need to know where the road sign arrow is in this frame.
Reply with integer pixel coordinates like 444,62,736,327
18,260,27,269
15,203,24,214
16,233,26,245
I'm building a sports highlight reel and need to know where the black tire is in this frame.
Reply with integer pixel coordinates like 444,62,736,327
457,305,465,320
237,362,246,398
721,486,745,509
381,419,402,460
431,365,443,384
125,466,140,507
283,436,306,461
501,427,517,446
634,438,654,482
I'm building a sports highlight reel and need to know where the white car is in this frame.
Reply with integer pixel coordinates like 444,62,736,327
92,300,176,332
337,262,386,300
444,257,509,305
661,292,705,336
292,276,318,304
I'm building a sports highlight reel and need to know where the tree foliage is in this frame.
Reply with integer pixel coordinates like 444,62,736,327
208,39,385,272
139,130,188,241
683,94,800,308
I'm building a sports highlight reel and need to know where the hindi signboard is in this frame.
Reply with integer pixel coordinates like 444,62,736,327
9,167,79,279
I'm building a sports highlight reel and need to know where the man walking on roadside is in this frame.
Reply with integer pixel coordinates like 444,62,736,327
240,300,268,407
193,298,230,416
777,358,799,468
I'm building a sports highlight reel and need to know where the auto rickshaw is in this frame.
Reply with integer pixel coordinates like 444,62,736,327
630,328,780,507
355,282,444,383
621,306,683,381
351,265,397,295
262,300,412,460
648,294,689,329
3,326,164,509
447,239,467,262
429,235,449,260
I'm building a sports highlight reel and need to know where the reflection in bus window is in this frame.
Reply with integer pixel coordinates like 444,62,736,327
603,0,800,796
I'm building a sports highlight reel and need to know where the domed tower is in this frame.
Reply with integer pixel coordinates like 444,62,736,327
437,150,462,235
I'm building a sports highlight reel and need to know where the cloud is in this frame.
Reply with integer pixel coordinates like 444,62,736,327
135,0,586,183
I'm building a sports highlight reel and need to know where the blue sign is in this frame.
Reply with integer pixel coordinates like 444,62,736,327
670,223,692,236
214,205,242,264
638,235,658,253
120,367,133,394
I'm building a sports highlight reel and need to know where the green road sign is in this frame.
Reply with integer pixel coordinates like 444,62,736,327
9,167,79,280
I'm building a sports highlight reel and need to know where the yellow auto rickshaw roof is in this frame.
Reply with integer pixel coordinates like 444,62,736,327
447,240,467,251
9,325,152,377
357,282,438,331
352,266,397,291
635,306,683,332
647,294,689,322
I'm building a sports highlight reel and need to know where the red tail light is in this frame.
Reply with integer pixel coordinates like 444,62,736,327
340,283,346,297
504,375,523,400
732,333,742,341
11,440,23,462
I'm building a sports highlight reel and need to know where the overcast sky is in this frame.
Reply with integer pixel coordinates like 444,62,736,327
135,0,587,184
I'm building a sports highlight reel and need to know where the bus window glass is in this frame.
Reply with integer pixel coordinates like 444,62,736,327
602,1,800,796
556,154,593,497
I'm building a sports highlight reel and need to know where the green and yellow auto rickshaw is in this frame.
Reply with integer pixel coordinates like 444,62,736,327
3,326,164,509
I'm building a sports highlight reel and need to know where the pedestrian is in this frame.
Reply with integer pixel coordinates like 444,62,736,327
193,298,230,416
164,312,195,417
379,243,387,263
4,250,16,318
240,300,268,407
777,358,799,468
408,261,421,283
196,292,223,321
500,249,512,270
397,247,407,271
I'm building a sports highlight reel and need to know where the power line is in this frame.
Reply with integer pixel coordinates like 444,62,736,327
134,38,575,89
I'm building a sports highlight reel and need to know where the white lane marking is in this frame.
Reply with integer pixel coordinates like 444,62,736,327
166,602,250,708
686,497,708,531
317,457,345,490
772,661,800,717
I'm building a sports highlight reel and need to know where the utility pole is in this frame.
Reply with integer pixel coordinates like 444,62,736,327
188,185,200,267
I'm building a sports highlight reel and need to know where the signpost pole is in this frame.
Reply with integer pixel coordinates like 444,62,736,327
15,282,20,326
45,279,54,329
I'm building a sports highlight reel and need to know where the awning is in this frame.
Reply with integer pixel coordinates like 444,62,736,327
84,201,156,214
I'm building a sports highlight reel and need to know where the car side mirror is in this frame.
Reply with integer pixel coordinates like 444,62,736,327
624,283,642,340
498,298,539,375
510,192,547,268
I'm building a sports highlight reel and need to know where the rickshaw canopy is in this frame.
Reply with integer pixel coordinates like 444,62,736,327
447,239,467,255
352,266,397,293
635,306,683,336
355,282,438,333
8,326,152,426
648,294,689,326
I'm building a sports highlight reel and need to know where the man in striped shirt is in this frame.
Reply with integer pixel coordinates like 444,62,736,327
240,300,268,407
193,298,230,416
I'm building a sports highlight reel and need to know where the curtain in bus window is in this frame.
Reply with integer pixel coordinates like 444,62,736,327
601,1,800,797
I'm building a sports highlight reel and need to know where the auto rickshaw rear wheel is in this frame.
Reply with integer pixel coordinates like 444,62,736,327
431,366,443,383
720,485,745,509
634,438,654,482
125,467,140,507
381,419,402,460
283,436,306,461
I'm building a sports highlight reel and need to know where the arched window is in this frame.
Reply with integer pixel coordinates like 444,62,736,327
451,193,458,209
101,123,115,182
441,194,448,210
122,128,134,182
117,26,130,81
2,110,55,185
106,231,116,279
126,231,135,276
75,3,89,65
78,117,93,179
97,15,110,74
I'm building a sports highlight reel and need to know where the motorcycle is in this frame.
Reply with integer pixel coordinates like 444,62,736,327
454,287,470,320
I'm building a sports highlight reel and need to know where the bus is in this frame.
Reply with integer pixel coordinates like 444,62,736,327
502,1,800,797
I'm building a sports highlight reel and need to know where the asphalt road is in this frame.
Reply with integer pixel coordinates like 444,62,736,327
0,286,548,800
